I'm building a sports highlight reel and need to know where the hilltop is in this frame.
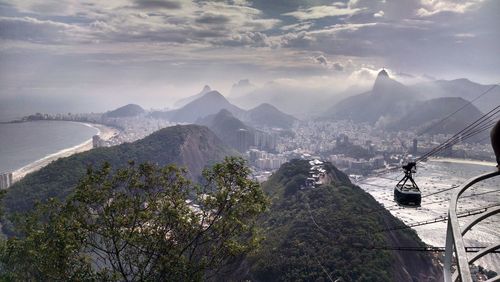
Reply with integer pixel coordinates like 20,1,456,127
2,124,235,234
246,103,298,129
151,91,245,123
387,97,486,136
103,104,145,118
322,70,417,123
197,109,254,152
164,91,299,129
229,159,441,281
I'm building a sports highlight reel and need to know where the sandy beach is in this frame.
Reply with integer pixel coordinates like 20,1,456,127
428,157,497,167
12,122,119,182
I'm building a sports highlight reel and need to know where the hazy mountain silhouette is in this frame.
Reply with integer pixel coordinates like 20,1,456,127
151,90,245,123
103,104,145,118
229,82,341,117
246,103,298,129
197,109,254,152
322,70,417,123
173,85,212,108
411,78,499,113
163,90,298,129
387,97,485,137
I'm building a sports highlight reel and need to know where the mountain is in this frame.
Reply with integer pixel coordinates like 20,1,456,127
2,125,235,232
103,104,145,118
230,82,343,117
387,97,485,136
230,79,256,98
227,159,441,281
322,70,418,123
151,91,245,123
173,85,212,108
197,109,254,152
411,79,499,113
246,103,298,129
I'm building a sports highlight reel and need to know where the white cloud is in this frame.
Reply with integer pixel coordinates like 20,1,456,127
374,10,385,18
283,5,363,20
417,0,484,17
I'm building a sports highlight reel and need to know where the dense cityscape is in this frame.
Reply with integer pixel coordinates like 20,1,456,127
13,111,495,185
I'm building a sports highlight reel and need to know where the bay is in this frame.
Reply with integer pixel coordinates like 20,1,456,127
0,121,98,173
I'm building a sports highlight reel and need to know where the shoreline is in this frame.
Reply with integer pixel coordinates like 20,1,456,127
11,122,120,182
427,157,496,167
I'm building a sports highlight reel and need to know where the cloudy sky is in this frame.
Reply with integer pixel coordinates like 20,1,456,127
0,0,498,113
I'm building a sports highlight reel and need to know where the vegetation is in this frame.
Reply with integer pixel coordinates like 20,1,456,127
233,159,435,281
0,157,267,281
2,125,232,235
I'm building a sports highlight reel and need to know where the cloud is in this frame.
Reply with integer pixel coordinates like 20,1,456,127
222,31,274,47
374,10,384,18
195,13,231,25
416,0,484,17
0,16,90,43
283,5,363,20
313,55,345,71
130,0,182,10
280,22,314,32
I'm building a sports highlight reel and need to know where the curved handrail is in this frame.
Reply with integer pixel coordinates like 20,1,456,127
444,170,500,282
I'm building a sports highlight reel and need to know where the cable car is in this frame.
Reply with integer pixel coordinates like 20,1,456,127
394,162,421,206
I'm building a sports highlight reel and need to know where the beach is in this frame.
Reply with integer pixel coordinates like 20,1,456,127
11,123,119,182
428,157,497,167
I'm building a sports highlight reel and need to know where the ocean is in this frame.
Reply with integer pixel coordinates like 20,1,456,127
0,121,98,173
358,160,499,272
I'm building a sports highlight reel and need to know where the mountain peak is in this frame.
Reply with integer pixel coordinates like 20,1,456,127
104,104,145,118
201,85,211,93
372,69,406,96
202,90,225,100
377,69,389,78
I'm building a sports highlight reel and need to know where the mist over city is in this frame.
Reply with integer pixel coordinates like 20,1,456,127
0,0,499,281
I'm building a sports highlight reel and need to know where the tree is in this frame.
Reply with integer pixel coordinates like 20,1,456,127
0,157,267,281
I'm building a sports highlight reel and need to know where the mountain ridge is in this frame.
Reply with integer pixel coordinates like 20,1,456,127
103,104,145,118
2,124,236,233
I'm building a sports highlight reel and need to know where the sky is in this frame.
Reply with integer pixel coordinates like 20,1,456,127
0,0,499,114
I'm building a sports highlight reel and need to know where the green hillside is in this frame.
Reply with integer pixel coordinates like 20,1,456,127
236,159,441,281
3,125,234,233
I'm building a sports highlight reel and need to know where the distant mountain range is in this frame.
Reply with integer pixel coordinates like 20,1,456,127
151,90,245,123
245,103,298,129
3,124,235,232
386,97,485,135
103,104,145,118
155,89,298,129
173,85,212,108
321,70,490,138
412,78,499,113
322,70,418,123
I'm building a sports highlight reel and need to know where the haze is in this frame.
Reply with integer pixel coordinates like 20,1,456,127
0,0,499,119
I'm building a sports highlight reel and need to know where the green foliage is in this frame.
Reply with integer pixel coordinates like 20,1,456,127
0,157,267,281
241,159,428,281
2,125,232,235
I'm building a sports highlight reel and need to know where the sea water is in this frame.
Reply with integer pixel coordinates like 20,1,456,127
359,160,500,272
0,121,98,173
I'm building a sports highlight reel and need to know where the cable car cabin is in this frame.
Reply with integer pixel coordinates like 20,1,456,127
394,162,422,206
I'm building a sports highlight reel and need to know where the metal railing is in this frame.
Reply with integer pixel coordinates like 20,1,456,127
444,169,500,282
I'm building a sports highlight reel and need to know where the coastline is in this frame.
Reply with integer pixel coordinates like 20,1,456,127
427,157,497,167
11,122,119,182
